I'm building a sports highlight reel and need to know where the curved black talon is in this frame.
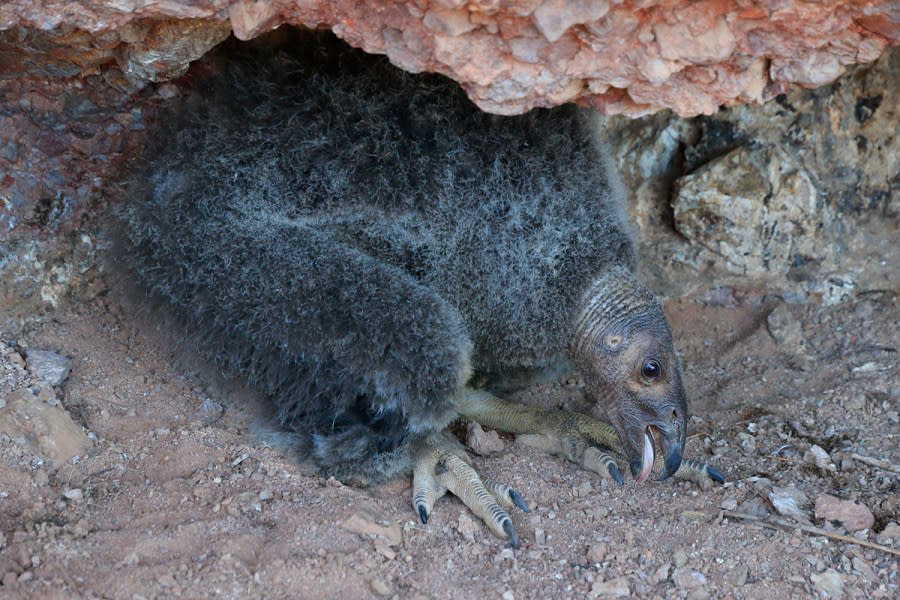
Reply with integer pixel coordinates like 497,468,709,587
608,462,624,486
629,458,642,479
707,466,725,484
502,519,520,550
509,489,529,513
417,504,429,524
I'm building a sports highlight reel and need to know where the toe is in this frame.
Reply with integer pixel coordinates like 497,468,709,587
482,477,530,513
502,520,520,550
581,447,624,485
411,442,448,526
508,488,530,513
673,458,724,489
440,454,518,543
706,465,725,484
410,434,525,547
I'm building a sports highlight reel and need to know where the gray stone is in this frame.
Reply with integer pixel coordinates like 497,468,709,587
25,349,72,387
805,445,835,472
672,568,707,590
589,576,630,598
810,569,843,598
768,485,811,523
200,397,225,425
876,521,900,545
726,564,749,586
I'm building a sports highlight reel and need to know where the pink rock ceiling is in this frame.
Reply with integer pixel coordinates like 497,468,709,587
1,1,898,117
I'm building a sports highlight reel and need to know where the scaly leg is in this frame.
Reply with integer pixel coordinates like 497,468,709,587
411,432,529,548
455,388,723,486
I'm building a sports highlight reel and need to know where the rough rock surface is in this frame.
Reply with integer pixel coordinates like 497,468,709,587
1,1,898,117
1,9,898,332
815,493,876,532
607,45,899,302
0,341,91,467
25,349,73,387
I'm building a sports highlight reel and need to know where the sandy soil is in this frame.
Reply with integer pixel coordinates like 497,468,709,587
0,280,898,599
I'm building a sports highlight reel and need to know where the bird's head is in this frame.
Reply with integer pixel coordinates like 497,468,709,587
571,267,688,483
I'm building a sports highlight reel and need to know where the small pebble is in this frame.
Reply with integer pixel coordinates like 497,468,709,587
456,513,477,543
768,485,810,523
851,556,879,583
587,542,607,563
736,497,769,518
340,505,402,546
8,350,25,368
876,521,900,544
590,577,630,597
810,568,843,598
465,422,505,456
63,488,84,502
201,398,225,425
369,578,391,597
374,541,396,561
672,568,707,590
71,519,90,538
805,445,834,471
726,564,748,586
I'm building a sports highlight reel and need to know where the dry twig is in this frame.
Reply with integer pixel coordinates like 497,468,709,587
722,511,900,558
850,453,900,474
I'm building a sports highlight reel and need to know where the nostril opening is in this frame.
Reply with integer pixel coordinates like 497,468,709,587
672,409,679,421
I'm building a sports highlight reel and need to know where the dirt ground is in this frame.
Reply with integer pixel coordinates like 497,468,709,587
0,279,898,599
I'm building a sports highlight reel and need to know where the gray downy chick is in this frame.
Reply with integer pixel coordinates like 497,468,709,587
119,30,721,547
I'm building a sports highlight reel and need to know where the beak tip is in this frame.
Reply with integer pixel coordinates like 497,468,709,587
657,446,683,481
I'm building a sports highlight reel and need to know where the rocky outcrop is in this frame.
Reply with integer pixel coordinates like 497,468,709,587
608,46,899,302
0,4,898,333
1,1,898,117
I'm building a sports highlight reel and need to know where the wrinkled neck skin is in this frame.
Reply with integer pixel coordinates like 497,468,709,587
570,266,664,376
569,266,689,481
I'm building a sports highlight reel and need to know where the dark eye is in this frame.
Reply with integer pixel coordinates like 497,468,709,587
641,359,662,380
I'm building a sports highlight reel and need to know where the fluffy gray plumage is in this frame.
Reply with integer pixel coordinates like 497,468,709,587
121,32,642,483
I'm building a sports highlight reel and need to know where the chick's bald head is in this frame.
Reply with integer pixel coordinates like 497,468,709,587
572,269,688,483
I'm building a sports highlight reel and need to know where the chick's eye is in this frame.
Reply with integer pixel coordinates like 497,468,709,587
641,359,662,380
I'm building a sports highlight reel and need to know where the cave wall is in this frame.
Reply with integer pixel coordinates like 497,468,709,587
609,47,899,303
2,1,898,117
1,2,899,335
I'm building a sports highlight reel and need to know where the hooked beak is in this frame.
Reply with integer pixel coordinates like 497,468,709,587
628,417,685,484
630,425,684,483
